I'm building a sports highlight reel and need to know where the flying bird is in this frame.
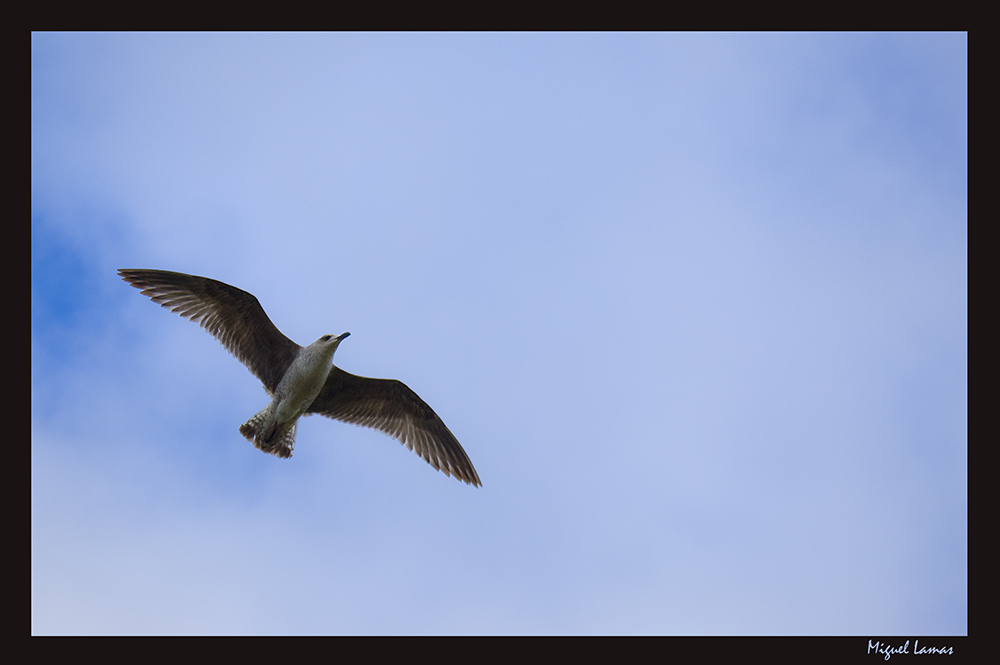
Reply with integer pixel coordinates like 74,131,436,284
119,269,481,487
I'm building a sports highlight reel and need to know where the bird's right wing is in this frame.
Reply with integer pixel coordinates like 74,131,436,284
119,269,300,394
308,366,481,486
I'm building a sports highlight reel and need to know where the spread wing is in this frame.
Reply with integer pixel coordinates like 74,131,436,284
118,269,300,394
308,366,481,486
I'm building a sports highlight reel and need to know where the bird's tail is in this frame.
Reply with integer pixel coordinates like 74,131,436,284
239,405,297,458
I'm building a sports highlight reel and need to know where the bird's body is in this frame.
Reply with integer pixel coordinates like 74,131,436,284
239,333,348,457
119,269,480,486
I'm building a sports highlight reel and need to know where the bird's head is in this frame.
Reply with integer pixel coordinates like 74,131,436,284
317,332,350,349
305,332,350,364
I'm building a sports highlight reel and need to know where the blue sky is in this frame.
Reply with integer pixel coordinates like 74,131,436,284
31,33,967,635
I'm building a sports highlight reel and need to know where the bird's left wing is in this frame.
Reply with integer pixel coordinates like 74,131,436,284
308,366,481,486
118,269,300,393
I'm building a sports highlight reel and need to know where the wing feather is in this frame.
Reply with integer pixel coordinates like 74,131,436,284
309,367,481,486
118,269,300,393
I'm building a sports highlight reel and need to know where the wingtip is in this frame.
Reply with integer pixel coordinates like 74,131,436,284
458,470,483,488
118,268,145,285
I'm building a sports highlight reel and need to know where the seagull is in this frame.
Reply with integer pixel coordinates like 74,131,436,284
119,269,481,487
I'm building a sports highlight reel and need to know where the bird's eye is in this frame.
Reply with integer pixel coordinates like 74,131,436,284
322,335,332,341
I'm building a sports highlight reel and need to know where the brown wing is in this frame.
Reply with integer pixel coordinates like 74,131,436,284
118,269,300,394
308,366,481,487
